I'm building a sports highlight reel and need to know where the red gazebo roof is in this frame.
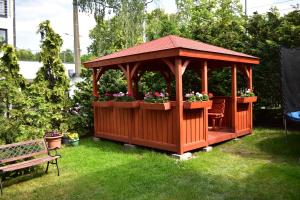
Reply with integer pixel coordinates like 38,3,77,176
84,35,259,68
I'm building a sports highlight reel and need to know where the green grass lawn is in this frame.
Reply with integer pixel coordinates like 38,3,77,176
2,127,300,200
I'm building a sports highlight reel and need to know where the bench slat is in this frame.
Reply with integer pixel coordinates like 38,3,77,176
0,156,59,172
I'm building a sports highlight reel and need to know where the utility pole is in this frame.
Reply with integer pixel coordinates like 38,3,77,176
73,0,81,77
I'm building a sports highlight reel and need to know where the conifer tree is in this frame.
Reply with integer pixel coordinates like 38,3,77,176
29,20,70,133
0,45,28,143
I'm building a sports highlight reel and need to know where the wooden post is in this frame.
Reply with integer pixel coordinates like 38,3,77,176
175,58,184,154
248,66,252,90
201,61,208,143
201,61,208,93
248,66,253,130
231,64,237,133
93,68,99,98
126,64,133,95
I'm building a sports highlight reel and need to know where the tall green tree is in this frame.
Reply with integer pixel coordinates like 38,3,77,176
88,0,148,56
146,9,180,41
26,20,70,134
246,9,300,107
176,0,247,51
0,45,28,143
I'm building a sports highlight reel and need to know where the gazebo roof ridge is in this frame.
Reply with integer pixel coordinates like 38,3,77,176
84,35,259,67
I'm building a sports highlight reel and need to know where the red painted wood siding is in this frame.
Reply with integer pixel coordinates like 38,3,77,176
93,98,253,153
93,102,207,153
236,103,251,135
182,109,207,152
132,108,178,152
94,107,133,142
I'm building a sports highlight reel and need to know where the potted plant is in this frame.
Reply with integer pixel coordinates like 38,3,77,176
65,132,80,146
44,130,63,149
113,92,139,108
183,92,213,109
140,91,171,110
237,89,257,103
93,92,113,107
62,133,69,144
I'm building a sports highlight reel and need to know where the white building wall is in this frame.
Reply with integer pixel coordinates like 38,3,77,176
0,0,14,45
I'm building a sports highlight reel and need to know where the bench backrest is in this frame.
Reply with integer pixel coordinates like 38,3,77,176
0,139,48,164
208,99,226,114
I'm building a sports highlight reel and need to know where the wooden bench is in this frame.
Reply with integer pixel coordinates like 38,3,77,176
0,139,61,195
208,99,226,130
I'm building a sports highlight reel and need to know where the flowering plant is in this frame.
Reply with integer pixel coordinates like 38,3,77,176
99,92,113,101
45,130,62,137
239,89,255,97
67,133,79,140
144,91,169,103
185,92,210,102
113,92,135,102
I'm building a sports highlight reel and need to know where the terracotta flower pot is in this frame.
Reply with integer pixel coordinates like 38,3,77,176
183,100,212,109
140,102,171,110
44,135,63,149
113,101,140,108
237,96,257,103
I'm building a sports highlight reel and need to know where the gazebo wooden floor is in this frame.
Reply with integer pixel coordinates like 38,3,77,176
208,128,250,145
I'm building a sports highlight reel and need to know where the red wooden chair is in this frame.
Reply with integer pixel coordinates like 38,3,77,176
208,99,226,130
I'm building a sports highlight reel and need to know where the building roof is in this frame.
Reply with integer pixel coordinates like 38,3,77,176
84,35,259,68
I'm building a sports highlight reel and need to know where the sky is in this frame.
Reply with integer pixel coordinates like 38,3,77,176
15,0,300,54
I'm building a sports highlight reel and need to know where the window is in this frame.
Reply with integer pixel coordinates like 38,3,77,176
0,0,7,17
0,29,7,44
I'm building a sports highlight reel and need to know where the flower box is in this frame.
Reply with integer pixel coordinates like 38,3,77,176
183,100,212,109
113,101,140,109
140,102,171,110
92,101,113,108
237,96,257,103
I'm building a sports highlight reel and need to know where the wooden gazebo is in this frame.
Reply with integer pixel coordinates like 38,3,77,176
84,35,259,155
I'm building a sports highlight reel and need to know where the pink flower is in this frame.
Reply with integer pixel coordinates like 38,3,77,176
155,92,160,97
208,93,214,98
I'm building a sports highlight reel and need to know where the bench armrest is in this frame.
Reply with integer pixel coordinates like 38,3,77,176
48,147,61,158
